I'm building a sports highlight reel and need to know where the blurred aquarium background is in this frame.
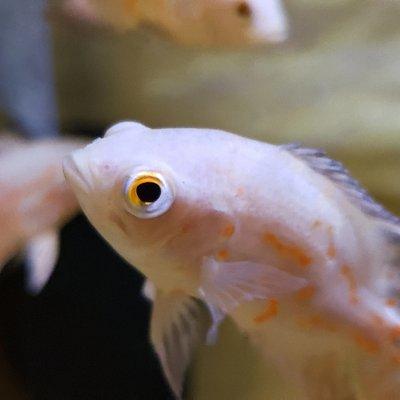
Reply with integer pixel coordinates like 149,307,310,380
0,0,400,399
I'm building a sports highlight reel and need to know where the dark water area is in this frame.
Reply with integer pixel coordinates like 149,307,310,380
0,127,174,400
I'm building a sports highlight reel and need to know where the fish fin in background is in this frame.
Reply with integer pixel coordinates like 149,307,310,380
150,290,209,399
282,143,400,225
141,278,156,301
199,257,306,343
24,230,60,294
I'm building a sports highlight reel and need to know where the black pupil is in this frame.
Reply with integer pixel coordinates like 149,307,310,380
136,182,161,203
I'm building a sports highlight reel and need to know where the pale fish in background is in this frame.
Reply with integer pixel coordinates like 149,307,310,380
61,0,289,45
64,121,400,400
0,134,86,294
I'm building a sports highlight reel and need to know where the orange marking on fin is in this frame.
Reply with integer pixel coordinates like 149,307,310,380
353,332,379,354
340,265,359,304
386,298,397,307
220,224,235,238
216,249,229,261
254,299,279,324
262,232,312,269
294,285,316,302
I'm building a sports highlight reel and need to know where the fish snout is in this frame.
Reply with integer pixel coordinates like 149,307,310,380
63,152,93,194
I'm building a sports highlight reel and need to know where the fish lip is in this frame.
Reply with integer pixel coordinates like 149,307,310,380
63,153,91,194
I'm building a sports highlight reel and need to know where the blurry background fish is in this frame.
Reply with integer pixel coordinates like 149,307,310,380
0,134,86,294
61,0,289,45
1,0,400,399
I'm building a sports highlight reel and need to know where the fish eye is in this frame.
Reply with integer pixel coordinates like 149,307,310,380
236,1,252,18
136,181,161,203
124,171,174,218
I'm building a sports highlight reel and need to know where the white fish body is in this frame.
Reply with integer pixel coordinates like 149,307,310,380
62,0,288,45
64,121,400,399
0,134,86,293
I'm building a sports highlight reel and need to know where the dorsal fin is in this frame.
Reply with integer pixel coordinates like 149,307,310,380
282,142,400,226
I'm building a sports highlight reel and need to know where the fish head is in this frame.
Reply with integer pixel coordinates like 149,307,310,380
63,121,243,293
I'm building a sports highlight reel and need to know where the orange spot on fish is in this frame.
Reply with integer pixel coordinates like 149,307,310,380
262,232,312,269
216,249,229,261
340,265,359,305
326,226,336,259
311,220,322,229
326,242,336,259
389,326,400,343
294,285,316,302
254,299,279,324
353,332,379,354
236,187,245,196
386,298,397,307
220,224,235,238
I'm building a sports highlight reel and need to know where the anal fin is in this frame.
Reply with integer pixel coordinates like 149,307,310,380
150,289,209,399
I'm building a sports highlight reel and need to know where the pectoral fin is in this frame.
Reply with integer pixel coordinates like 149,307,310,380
25,230,59,294
150,290,209,399
199,257,306,342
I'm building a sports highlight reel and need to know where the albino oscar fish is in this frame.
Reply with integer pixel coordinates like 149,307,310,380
62,0,289,45
63,121,400,400
0,134,87,293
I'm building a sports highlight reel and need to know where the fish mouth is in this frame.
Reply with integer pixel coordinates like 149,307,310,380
63,153,92,194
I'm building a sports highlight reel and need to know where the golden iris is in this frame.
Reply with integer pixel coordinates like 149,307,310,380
126,172,163,207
